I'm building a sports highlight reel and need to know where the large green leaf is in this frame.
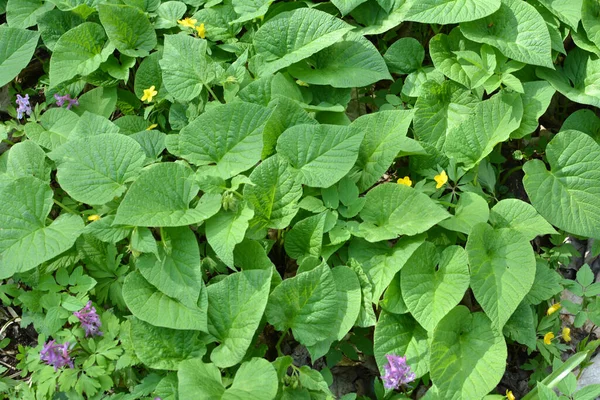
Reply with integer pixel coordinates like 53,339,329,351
510,81,556,139
523,130,600,238
430,306,507,399
98,4,157,57
178,358,278,400
6,0,53,29
207,269,271,368
438,192,489,235
276,124,364,188
24,109,79,151
358,183,449,242
537,0,581,31
401,242,470,331
444,91,523,170
130,318,207,370
244,155,302,230
288,32,391,88
123,270,208,331
171,102,272,179
582,0,600,49
265,263,339,347
2,141,51,182
206,205,254,267
0,177,83,279
253,8,353,76
53,134,146,205
374,311,430,379
466,224,536,330
536,48,600,108
489,199,557,240
136,227,202,308
114,163,221,227
460,0,553,68
0,26,40,87
351,110,414,192
561,109,600,142
404,0,501,24
49,22,114,88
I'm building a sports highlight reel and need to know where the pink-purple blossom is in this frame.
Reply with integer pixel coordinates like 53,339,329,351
73,301,102,337
54,93,79,110
40,340,73,370
15,94,32,119
381,354,416,389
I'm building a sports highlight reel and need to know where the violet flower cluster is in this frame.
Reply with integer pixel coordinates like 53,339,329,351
73,301,102,337
15,94,32,119
40,340,73,371
54,93,79,110
381,354,416,390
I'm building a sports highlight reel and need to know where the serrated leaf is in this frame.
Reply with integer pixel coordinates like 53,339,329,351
206,205,254,266
253,8,353,76
115,163,221,227
0,177,84,279
401,243,470,331
445,91,523,170
489,199,557,240
98,4,157,57
430,306,507,399
358,183,449,242
404,0,500,24
467,224,536,330
510,81,556,139
383,37,424,74
277,124,364,188
0,26,40,87
523,130,600,238
438,192,489,235
207,269,271,368
460,0,553,68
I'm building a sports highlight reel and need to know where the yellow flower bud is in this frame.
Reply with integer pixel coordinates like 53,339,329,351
87,214,101,222
562,327,571,342
547,302,561,316
177,18,197,29
506,390,516,400
434,170,448,189
397,176,412,187
543,332,554,345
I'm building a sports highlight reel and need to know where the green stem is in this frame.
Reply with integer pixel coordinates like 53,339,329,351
205,84,222,104
1,139,15,146
53,199,77,215
275,330,288,356
499,165,523,185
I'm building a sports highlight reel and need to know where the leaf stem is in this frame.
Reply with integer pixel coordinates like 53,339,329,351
53,199,77,215
205,84,222,104
275,329,288,356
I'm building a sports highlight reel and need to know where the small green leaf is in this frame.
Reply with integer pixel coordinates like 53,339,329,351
525,260,563,305
206,205,254,267
284,213,327,260
438,192,489,235
510,81,556,139
0,26,40,87
404,0,501,24
98,4,157,57
383,37,424,74
489,199,557,240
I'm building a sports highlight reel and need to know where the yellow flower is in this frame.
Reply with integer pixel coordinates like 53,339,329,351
141,85,158,103
397,176,412,187
506,390,516,400
562,327,571,342
434,170,448,189
543,332,554,345
87,214,101,222
177,18,197,29
547,302,561,316
196,23,206,39
146,123,158,131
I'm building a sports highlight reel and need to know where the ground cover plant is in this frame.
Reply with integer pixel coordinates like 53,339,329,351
1,0,600,398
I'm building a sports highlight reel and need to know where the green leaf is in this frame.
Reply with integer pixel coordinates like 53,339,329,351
244,155,302,230
265,263,339,347
284,213,327,260
405,0,500,24
123,270,208,331
276,124,364,188
232,0,271,23
74,86,118,119
401,242,470,331
53,134,146,205
331,0,367,16
354,1,412,35
49,22,113,88
525,260,563,305
207,269,271,368
159,34,210,102
288,32,391,88
136,227,202,308
466,224,536,330
438,192,489,235
374,311,430,379
83,215,131,243
130,318,206,370
460,0,553,68
536,48,600,108
351,110,414,192
510,81,556,139
523,130,600,238
489,199,557,240
172,102,272,179
155,1,187,29
206,205,254,266
70,112,120,140
178,358,278,400
430,306,507,399
561,109,600,142
134,52,164,102
413,80,478,151
444,91,523,170
0,177,84,279
537,0,582,31
2,141,51,182
0,26,40,87
114,163,222,227
253,8,353,76
6,0,53,29
583,0,600,49
358,183,449,242
383,37,424,74
503,302,537,350
98,4,157,57
348,259,376,327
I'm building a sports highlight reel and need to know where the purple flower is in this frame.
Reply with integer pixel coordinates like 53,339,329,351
40,340,74,370
73,301,102,337
54,93,79,110
15,94,32,119
381,354,416,390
